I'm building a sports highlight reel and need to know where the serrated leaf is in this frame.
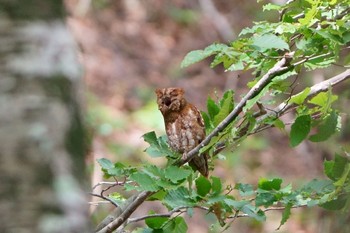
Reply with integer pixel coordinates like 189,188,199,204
181,43,229,68
241,204,266,222
302,179,334,194
290,114,311,147
309,111,338,142
235,183,255,196
97,159,129,178
163,187,194,209
164,166,191,183
255,192,276,207
163,217,188,233
129,172,160,192
214,90,234,126
298,0,320,26
143,131,176,158
277,203,292,230
258,178,283,191
289,87,310,105
224,199,250,210
145,210,168,229
305,56,336,70
195,176,211,197
252,34,289,52
332,154,349,180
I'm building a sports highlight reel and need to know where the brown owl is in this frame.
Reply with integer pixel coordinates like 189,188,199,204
155,87,209,177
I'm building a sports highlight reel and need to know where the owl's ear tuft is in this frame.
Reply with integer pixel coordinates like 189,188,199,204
174,87,184,95
155,88,163,97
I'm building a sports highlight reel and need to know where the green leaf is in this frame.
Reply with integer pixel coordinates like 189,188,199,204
207,97,220,120
129,172,160,192
241,204,266,222
277,203,292,230
162,217,188,233
145,210,168,229
290,114,312,147
304,56,336,70
308,91,338,113
309,111,338,142
258,178,282,191
195,176,211,197
97,158,114,170
97,159,129,177
302,179,334,195
181,43,229,68
224,199,250,210
324,160,335,180
263,3,282,11
252,34,289,52
255,192,276,207
143,131,176,158
148,191,167,201
163,187,194,209
244,85,271,112
289,87,310,105
164,166,191,183
235,183,255,196
108,192,126,206
214,90,234,126
298,0,320,26
211,176,222,195
320,194,348,210
332,154,350,180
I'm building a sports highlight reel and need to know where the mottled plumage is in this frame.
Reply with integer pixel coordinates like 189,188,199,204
155,87,208,177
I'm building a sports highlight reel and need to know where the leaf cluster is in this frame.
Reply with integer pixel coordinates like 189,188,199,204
94,0,350,231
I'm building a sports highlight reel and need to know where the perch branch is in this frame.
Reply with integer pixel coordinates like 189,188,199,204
177,52,294,166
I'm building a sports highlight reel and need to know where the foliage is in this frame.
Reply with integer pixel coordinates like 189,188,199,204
94,0,350,232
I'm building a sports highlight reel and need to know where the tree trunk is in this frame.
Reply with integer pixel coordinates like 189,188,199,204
0,1,91,232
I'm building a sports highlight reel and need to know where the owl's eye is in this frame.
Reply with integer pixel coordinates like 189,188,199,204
163,97,172,106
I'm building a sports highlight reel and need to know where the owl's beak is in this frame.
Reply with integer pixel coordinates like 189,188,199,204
163,97,171,107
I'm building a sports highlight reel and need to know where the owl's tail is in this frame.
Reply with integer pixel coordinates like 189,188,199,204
189,153,209,177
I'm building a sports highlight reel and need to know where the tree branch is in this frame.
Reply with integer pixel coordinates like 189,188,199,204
177,52,295,166
96,190,153,233
94,64,350,233
258,68,350,122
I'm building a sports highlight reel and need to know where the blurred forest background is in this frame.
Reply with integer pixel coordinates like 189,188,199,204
64,0,350,232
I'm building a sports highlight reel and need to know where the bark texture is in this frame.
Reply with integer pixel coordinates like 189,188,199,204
0,1,91,232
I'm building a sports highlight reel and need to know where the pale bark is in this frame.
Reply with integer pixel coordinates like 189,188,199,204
0,1,91,232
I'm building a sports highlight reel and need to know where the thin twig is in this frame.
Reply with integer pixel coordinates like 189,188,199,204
90,193,119,208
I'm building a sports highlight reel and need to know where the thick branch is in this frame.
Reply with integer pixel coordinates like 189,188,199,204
177,52,294,166
96,190,153,233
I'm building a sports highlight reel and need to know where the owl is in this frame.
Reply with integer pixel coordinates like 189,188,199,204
155,87,209,177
